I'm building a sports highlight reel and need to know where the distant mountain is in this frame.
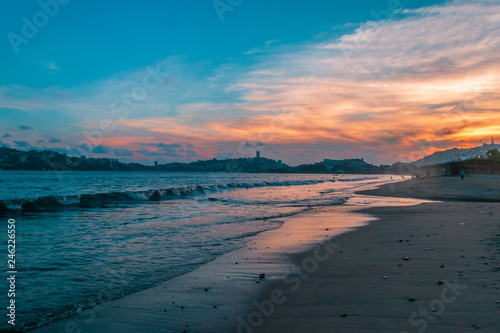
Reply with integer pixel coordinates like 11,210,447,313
0,147,387,174
0,147,286,173
414,143,500,166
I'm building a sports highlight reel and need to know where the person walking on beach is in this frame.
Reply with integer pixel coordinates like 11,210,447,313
460,169,465,181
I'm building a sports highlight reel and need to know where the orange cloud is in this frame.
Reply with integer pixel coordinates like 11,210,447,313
65,0,500,164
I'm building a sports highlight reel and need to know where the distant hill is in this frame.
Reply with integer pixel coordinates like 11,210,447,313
0,147,286,173
0,147,385,174
414,143,500,166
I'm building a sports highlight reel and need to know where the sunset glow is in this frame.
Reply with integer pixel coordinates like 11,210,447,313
1,0,499,165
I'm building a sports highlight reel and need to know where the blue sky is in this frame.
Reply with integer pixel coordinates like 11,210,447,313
2,0,444,88
1,0,499,165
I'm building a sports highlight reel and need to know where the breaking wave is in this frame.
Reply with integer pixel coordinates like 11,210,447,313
0,179,339,212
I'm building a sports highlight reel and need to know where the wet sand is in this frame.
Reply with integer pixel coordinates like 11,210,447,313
30,202,386,333
29,176,500,332
358,174,500,202
253,175,500,332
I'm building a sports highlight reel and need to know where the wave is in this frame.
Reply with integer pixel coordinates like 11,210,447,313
0,179,336,213
336,177,379,182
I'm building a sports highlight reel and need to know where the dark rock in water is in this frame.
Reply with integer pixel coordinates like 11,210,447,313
259,273,266,279
341,313,348,317
204,288,209,292
437,281,444,285
0,200,7,213
408,297,417,302
404,257,410,261
440,264,445,268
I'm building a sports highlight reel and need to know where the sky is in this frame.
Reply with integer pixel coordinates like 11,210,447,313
0,0,499,166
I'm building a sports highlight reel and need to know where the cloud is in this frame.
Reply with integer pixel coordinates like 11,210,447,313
36,139,45,144
140,142,187,156
143,142,183,149
136,142,203,158
243,40,278,55
2,0,499,165
219,0,500,162
47,136,62,143
44,61,61,71
18,125,33,130
136,149,162,157
186,149,199,157
2,133,12,138
119,1,500,162
113,148,134,157
92,145,111,154
13,141,31,147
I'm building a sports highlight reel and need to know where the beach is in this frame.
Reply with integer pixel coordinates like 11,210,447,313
254,175,500,332
357,174,500,202
28,175,500,333
5,0,500,331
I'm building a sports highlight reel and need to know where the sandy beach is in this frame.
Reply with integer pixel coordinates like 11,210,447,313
29,175,500,333
253,175,500,332
358,174,500,202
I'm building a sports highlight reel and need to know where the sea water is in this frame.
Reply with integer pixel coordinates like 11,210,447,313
0,171,393,330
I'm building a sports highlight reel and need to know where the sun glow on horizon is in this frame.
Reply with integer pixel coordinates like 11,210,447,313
1,0,499,165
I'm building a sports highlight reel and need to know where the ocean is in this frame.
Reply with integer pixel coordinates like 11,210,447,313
0,171,394,331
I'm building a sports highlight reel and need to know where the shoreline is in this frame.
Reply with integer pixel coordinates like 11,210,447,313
29,176,500,332
357,174,500,202
29,179,416,333
252,175,500,332
29,209,379,333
